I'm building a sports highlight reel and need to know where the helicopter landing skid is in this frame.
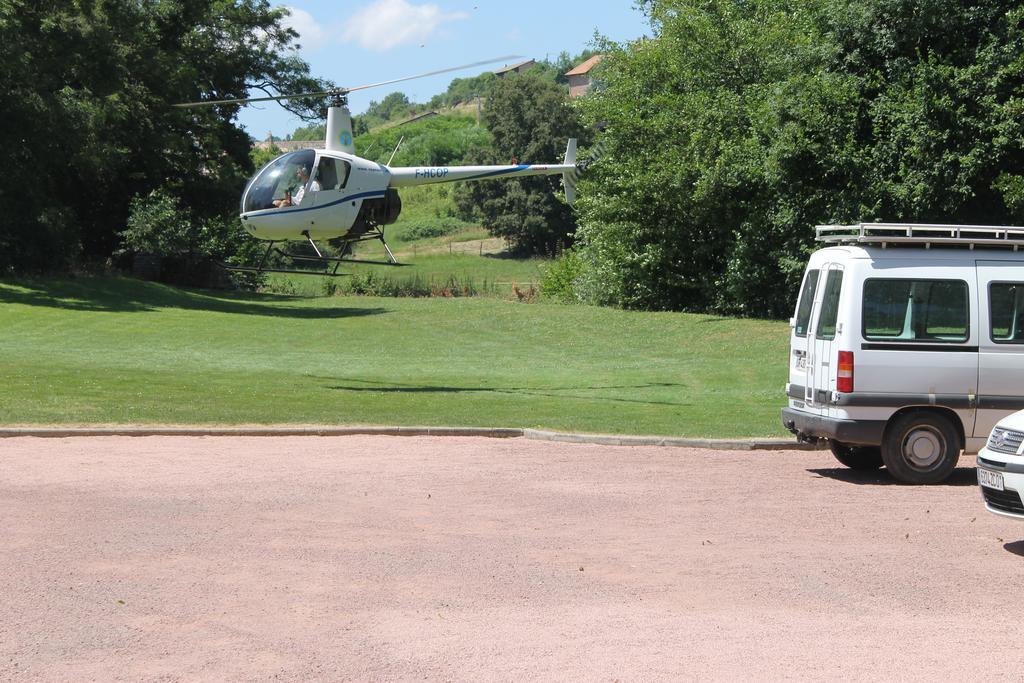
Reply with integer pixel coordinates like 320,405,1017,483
219,229,405,277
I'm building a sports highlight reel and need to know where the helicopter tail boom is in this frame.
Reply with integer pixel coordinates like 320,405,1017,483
388,138,579,204
388,162,574,187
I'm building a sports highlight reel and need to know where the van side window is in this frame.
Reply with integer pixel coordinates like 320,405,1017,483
990,282,1024,343
863,279,969,342
794,269,820,337
815,270,843,340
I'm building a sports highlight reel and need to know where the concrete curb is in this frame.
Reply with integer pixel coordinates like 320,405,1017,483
0,426,524,439
522,429,821,450
0,426,823,450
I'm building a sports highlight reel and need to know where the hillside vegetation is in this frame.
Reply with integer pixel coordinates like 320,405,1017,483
354,113,491,167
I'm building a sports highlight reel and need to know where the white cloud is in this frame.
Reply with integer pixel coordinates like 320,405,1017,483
283,7,329,51
341,0,468,52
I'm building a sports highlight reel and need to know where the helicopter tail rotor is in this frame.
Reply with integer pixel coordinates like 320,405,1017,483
562,138,578,205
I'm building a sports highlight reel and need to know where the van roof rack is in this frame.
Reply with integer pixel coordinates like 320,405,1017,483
816,223,1024,249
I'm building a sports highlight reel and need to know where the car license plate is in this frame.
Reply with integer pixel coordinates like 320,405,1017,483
978,467,1005,491
795,355,806,370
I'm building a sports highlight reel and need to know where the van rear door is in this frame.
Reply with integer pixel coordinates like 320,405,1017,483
805,263,844,414
790,267,820,410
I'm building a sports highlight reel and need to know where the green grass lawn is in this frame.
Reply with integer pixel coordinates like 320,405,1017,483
265,250,549,298
0,277,791,437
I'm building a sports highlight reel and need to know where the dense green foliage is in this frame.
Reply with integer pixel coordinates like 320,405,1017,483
0,0,326,274
0,276,789,436
574,0,1024,316
454,73,586,254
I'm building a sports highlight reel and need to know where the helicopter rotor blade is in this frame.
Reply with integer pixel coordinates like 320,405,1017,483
342,55,522,94
172,55,522,109
172,89,344,109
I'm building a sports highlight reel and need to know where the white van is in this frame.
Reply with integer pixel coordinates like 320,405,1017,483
781,223,1024,483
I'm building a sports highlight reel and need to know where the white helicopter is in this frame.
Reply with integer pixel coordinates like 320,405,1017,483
175,57,579,275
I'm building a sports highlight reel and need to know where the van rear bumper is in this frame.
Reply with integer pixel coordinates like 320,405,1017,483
780,408,886,446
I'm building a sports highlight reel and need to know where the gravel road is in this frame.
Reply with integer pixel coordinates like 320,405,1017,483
0,435,1019,681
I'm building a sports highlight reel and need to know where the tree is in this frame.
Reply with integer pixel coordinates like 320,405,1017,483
574,0,1024,316
363,92,415,124
453,73,586,254
0,0,329,274
572,0,828,311
288,124,326,141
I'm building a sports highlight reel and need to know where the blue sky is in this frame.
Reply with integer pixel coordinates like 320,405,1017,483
237,0,651,139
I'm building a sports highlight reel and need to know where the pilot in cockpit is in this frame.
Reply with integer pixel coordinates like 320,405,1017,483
273,164,320,208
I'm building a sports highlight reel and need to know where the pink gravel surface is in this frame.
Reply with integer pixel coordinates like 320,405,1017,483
0,435,1019,681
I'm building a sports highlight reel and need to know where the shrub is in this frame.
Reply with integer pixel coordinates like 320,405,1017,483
540,249,583,303
403,216,464,240
341,272,488,298
120,189,265,289
121,189,193,257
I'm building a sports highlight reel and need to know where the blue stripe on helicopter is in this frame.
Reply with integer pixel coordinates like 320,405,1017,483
256,190,388,216
453,165,531,182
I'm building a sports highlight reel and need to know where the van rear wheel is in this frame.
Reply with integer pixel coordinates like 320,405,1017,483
881,412,961,484
829,442,883,470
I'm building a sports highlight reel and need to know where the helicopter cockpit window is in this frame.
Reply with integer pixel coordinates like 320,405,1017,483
313,157,351,191
242,149,316,213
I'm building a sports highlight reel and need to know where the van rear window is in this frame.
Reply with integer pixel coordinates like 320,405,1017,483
863,279,969,342
816,270,843,340
794,269,820,337
990,282,1024,343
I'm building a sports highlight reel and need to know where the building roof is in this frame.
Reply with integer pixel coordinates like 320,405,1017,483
564,54,604,77
494,59,535,75
255,139,323,151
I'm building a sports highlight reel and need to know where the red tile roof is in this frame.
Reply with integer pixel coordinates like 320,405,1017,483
564,54,603,76
494,59,535,74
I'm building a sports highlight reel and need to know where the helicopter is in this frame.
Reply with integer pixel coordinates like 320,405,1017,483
175,58,580,276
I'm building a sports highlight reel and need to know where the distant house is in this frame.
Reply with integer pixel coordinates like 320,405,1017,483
494,59,535,78
254,138,324,151
565,55,604,98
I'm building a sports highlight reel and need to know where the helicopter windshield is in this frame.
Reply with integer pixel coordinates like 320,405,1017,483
242,149,316,212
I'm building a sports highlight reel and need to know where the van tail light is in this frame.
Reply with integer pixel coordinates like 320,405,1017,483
837,351,854,393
